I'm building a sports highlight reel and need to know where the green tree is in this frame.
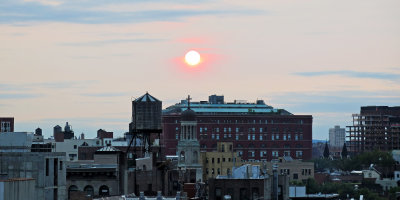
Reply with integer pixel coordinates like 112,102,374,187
341,143,348,158
323,141,330,158
305,178,320,194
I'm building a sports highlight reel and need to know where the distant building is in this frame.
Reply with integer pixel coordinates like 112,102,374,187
44,137,102,161
66,146,126,199
201,142,314,183
162,95,313,161
347,106,400,154
208,164,289,200
0,117,14,132
0,132,67,200
0,132,33,152
0,151,66,200
329,125,345,148
0,178,35,200
53,122,75,142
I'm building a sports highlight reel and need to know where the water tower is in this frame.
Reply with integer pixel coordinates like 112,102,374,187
127,92,162,156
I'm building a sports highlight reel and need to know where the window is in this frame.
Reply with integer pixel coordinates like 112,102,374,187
218,158,220,163
212,158,215,163
284,151,290,156
259,135,263,140
212,134,215,139
224,128,227,133
212,168,215,174
216,128,219,132
217,168,220,175
0,122,11,132
206,168,209,174
272,151,279,157
283,134,287,141
228,134,232,138
73,145,77,149
275,134,279,140
260,151,267,157
293,174,298,179
60,161,63,171
46,158,49,176
222,158,225,162
300,134,303,140
216,134,220,140
237,151,243,156
295,134,298,141
296,151,303,158
248,134,251,140
200,127,202,133
236,134,239,140
176,134,179,140
229,127,232,132
288,134,291,140
224,134,227,139
271,134,274,141
248,151,255,157
252,134,255,140
236,127,239,133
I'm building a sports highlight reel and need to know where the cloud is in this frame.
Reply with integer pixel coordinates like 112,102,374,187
293,70,400,81
267,90,400,114
81,92,129,97
59,38,165,47
0,93,42,99
0,80,97,91
0,1,266,24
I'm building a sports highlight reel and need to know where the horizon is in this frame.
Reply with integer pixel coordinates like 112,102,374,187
1,0,399,140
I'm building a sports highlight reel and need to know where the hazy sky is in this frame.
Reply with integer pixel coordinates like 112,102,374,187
1,0,399,140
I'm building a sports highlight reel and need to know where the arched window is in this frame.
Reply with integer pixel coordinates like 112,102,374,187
84,185,94,197
99,185,110,196
68,185,78,200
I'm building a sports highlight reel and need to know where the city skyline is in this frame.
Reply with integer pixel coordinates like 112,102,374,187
1,0,399,140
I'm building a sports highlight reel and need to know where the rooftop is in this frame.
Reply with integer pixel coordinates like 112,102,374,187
163,95,292,115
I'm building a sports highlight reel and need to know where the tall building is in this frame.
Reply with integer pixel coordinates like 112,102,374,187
347,106,400,154
0,117,14,132
329,125,345,147
162,95,313,161
176,98,202,182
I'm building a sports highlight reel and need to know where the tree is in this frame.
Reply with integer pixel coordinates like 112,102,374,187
323,141,330,158
341,143,348,158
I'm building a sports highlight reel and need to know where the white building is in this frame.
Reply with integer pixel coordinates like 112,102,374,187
329,125,345,147
44,138,102,161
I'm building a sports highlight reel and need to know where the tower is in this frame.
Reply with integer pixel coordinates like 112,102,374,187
176,95,202,182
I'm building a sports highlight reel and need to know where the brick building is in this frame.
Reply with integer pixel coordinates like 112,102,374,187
0,117,14,132
162,95,313,161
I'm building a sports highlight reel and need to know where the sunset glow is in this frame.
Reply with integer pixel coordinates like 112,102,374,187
185,50,201,66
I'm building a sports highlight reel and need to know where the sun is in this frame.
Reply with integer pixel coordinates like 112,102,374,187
185,50,201,66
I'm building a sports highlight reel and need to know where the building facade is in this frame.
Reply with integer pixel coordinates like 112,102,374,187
201,142,314,183
162,95,313,161
347,106,400,154
329,125,345,148
0,152,67,200
0,117,14,133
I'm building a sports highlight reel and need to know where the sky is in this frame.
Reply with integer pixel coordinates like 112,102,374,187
0,0,399,140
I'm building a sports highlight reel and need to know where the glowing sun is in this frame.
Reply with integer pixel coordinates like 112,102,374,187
185,50,201,66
